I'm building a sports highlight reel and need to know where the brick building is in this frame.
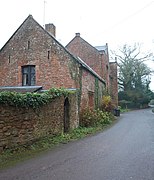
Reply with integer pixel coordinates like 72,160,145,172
109,61,118,106
66,34,118,106
0,15,107,110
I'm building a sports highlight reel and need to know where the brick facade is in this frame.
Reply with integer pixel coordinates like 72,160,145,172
0,15,106,110
66,33,118,106
66,34,110,89
80,69,105,110
109,62,118,107
0,15,118,152
0,16,79,89
66,33,103,78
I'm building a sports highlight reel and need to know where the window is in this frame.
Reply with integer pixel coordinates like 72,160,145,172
22,65,35,86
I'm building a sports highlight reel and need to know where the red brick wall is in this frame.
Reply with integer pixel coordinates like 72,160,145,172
0,16,80,90
81,70,95,109
80,69,105,110
66,35,103,79
66,35,110,90
109,62,118,107
0,16,106,112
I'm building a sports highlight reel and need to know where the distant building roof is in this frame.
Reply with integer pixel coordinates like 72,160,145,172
95,45,107,54
0,86,42,93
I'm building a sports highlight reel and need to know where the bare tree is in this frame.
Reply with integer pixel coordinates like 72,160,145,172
111,43,154,108
111,43,152,91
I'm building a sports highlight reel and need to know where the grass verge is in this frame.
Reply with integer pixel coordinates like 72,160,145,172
0,119,116,170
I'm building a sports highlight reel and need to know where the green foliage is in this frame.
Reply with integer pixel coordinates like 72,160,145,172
79,108,98,127
96,110,113,125
0,88,72,109
114,43,152,92
119,89,154,109
113,43,154,109
48,87,72,97
79,108,114,127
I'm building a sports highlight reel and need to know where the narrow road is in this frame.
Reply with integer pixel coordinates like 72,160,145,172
0,108,154,180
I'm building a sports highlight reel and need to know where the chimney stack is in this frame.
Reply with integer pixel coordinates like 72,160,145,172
45,23,56,37
75,33,80,37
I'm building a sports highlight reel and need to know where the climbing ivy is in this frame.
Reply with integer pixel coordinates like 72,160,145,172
0,88,74,109
95,78,99,109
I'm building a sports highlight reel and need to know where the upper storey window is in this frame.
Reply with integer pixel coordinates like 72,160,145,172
22,65,35,86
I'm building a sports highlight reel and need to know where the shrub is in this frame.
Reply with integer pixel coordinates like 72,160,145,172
79,108,98,127
79,108,114,127
101,95,115,112
95,109,113,125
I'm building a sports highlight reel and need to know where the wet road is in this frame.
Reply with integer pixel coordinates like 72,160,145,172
0,108,154,180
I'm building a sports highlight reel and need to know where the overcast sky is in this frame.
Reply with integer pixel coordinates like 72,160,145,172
0,0,154,90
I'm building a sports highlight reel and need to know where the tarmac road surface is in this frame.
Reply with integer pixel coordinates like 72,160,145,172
0,108,154,180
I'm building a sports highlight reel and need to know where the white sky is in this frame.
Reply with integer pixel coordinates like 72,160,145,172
0,0,154,90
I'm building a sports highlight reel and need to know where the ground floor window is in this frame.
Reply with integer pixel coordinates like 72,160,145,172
22,65,35,86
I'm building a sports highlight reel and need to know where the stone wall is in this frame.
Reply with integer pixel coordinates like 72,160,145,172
0,94,79,152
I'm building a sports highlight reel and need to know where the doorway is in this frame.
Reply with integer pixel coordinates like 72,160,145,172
64,98,70,133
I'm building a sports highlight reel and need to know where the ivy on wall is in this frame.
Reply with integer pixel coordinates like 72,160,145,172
0,88,74,109
95,78,99,109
